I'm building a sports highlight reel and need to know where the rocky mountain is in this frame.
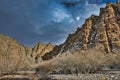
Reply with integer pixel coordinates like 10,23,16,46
0,34,54,64
42,2,120,60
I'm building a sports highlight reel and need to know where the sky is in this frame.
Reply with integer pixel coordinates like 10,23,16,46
0,0,116,47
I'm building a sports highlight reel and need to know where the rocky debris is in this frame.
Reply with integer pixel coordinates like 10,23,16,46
42,3,120,60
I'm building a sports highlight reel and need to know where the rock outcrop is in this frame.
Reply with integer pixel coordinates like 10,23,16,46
31,42,54,63
42,3,120,60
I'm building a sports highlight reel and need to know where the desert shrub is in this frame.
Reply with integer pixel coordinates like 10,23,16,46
37,49,120,74
52,50,106,74
38,75,52,80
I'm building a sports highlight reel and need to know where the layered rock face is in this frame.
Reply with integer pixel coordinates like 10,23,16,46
42,3,120,60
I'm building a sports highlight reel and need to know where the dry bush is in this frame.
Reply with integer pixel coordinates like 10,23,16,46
38,76,52,80
53,50,105,74
37,49,120,74
37,61,55,74
0,52,30,74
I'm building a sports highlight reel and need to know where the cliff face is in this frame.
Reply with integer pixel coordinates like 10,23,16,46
42,3,120,60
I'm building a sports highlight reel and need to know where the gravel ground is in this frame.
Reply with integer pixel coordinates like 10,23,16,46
49,74,120,80
0,73,120,80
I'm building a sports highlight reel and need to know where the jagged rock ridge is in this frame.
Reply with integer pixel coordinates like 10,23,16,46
31,42,54,63
0,34,54,64
42,3,120,60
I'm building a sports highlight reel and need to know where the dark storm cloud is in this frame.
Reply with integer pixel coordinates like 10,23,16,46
0,0,107,47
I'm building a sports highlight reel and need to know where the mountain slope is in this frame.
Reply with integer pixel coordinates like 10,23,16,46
0,33,54,66
42,3,120,60
0,34,31,72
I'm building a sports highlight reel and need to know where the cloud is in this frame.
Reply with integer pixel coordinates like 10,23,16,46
0,0,106,47
31,0,106,45
52,7,72,23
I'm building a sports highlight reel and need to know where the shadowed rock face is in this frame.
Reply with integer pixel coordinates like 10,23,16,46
42,3,120,60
